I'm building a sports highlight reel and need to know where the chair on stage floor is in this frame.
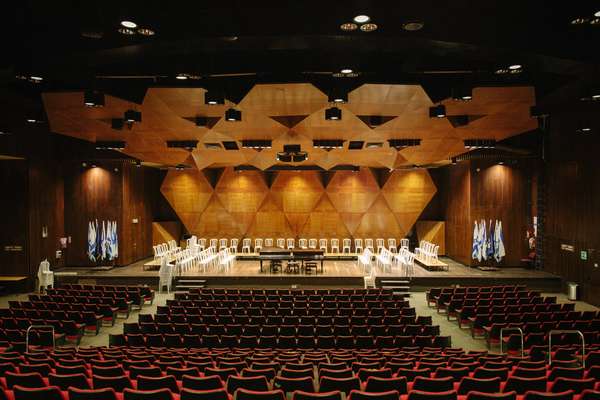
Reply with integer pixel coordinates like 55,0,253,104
241,239,252,253
331,239,340,253
365,238,374,252
230,238,239,253
388,238,397,253
355,239,364,254
342,238,351,253
210,239,218,249
264,238,274,247
319,239,328,252
376,238,385,253
219,238,228,251
277,238,286,249
287,238,295,249
308,239,317,249
400,238,409,250
298,238,308,248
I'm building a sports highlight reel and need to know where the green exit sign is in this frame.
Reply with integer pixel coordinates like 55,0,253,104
581,251,588,261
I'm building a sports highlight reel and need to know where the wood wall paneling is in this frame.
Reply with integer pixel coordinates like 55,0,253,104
442,162,472,265
416,221,446,255
152,221,181,246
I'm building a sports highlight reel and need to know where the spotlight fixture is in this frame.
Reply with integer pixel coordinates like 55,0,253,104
570,17,589,25
388,139,421,149
95,141,126,150
137,28,155,36
120,20,137,28
241,139,272,149
402,21,424,31
225,108,242,122
175,164,186,171
111,118,124,130
576,124,592,134
16,74,44,84
84,90,105,107
195,116,208,126
118,27,136,35
353,15,370,23
205,91,225,105
175,73,188,80
166,140,198,151
591,18,600,25
452,87,472,101
340,68,353,74
496,64,522,74
359,23,378,32
579,89,600,102
204,143,222,150
509,64,522,70
124,109,142,123
340,22,358,31
365,142,383,149
464,139,497,149
595,11,600,17
429,105,446,118
277,144,308,162
328,88,348,103
313,139,344,150
0,128,10,135
29,76,43,82
325,107,342,120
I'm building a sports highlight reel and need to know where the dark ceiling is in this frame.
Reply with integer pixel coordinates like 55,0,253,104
2,1,600,107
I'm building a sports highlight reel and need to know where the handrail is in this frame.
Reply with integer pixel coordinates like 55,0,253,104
548,329,585,368
26,324,55,353
500,327,524,358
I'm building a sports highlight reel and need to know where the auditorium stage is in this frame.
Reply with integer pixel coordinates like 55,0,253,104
54,257,563,291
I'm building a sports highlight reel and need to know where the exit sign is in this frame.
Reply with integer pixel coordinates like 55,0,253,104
581,251,588,261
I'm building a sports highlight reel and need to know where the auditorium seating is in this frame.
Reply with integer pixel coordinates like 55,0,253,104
113,289,448,350
426,285,600,351
0,285,155,349
0,345,599,400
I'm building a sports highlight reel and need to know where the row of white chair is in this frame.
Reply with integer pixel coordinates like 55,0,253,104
153,240,179,260
415,240,440,262
185,237,411,254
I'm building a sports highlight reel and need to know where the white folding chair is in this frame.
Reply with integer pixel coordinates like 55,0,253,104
330,238,340,253
209,238,218,249
298,238,308,248
376,238,385,253
218,238,228,251
358,248,372,272
319,239,328,252
37,259,53,293
255,238,264,252
198,238,206,251
286,238,295,249
354,238,364,254
241,238,252,253
388,238,397,253
230,238,239,253
277,238,285,248
365,238,374,252
264,238,274,247
342,238,351,253
400,238,409,250
308,238,317,249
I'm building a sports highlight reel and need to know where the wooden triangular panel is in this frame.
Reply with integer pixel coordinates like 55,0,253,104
215,168,268,213
354,195,403,238
271,171,324,213
319,171,335,188
339,213,363,235
195,195,242,237
285,213,310,235
230,212,256,237
269,115,309,128
357,115,397,129
264,171,279,188
301,196,351,239
326,169,380,213
246,193,293,237
369,167,392,189
183,116,221,129
203,167,225,188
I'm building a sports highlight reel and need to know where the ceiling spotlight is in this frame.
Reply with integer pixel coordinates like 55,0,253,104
118,27,136,35
340,22,358,31
137,28,155,36
277,144,308,163
576,127,592,134
205,91,225,105
509,64,522,70
359,23,378,32
84,90,105,107
340,68,353,74
95,141,126,150
124,109,142,123
175,73,188,80
590,18,600,25
225,108,242,122
325,107,342,120
464,139,496,149
120,20,137,28
328,88,348,103
388,139,421,149
595,11,600,17
429,105,446,118
241,139,272,149
402,21,424,31
452,87,472,101
313,139,344,150
30,76,43,82
175,164,186,171
167,140,199,151
353,15,371,23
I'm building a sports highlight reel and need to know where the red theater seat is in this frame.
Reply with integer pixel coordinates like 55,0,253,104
123,388,174,400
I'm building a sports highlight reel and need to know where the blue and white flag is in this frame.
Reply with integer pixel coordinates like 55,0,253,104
95,219,101,261
494,220,506,262
486,219,495,261
100,220,107,261
471,221,479,260
87,221,96,262
480,219,487,261
113,221,118,259
107,221,114,260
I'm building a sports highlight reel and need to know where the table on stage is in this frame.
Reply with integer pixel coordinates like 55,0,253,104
258,247,325,273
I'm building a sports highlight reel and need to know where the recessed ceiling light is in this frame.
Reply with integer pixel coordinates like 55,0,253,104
118,28,136,35
30,76,43,82
402,21,424,31
137,28,155,36
340,68,353,74
26,118,37,123
340,22,358,31
509,64,522,70
590,18,600,25
120,20,137,28
176,74,188,80
359,23,378,32
595,11,600,17
353,15,370,23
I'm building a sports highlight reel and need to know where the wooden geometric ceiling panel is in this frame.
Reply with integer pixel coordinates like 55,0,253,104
43,83,536,168
160,168,438,240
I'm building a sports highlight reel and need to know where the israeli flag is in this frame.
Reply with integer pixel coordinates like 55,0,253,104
113,221,119,259
107,221,114,260
480,219,487,261
87,221,96,262
100,221,107,261
495,220,506,262
95,219,101,261
486,219,495,261
472,221,480,260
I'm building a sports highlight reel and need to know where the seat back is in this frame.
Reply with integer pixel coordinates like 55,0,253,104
68,387,118,400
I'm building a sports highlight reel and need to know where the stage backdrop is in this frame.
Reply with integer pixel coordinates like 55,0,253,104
161,167,437,241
